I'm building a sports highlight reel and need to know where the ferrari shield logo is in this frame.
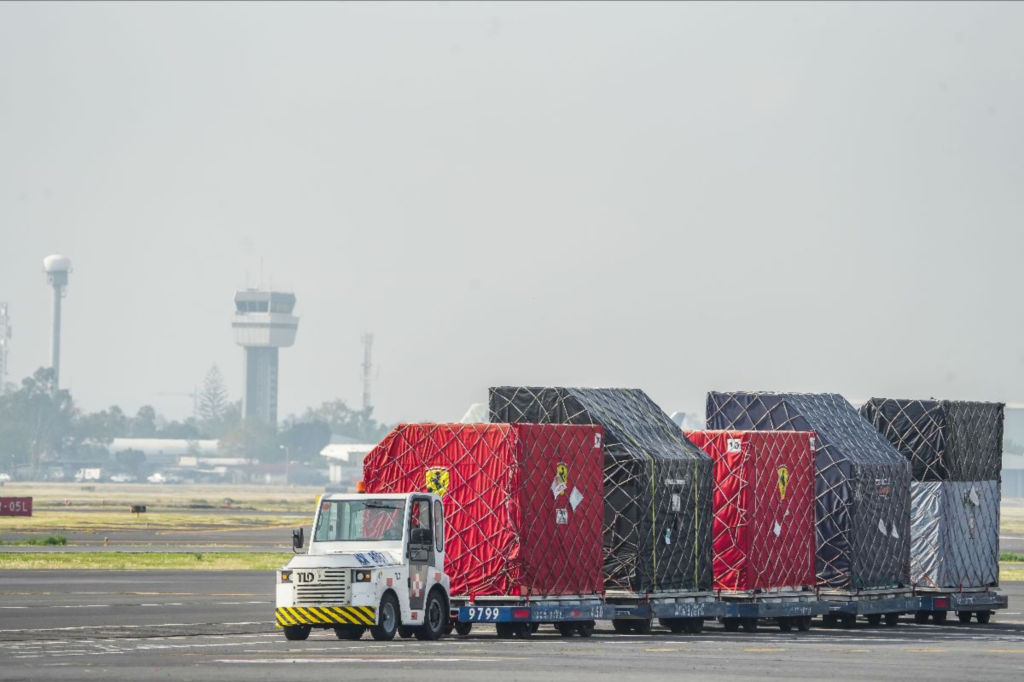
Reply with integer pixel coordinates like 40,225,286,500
777,466,790,501
425,468,450,498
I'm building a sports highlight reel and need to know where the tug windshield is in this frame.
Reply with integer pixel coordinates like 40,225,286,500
313,498,405,542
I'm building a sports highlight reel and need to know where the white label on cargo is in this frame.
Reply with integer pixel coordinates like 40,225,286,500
890,522,899,539
569,487,584,511
968,487,980,506
877,519,887,535
809,436,816,451
726,438,742,453
670,493,681,512
773,521,782,537
551,477,566,499
556,508,568,525
594,433,602,449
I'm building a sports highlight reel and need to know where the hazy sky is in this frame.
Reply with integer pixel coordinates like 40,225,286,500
1,2,1022,426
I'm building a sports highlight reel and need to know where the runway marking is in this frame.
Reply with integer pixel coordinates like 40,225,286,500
643,647,688,652
984,649,1023,653
742,647,785,653
906,648,946,653
215,657,514,664
0,620,265,633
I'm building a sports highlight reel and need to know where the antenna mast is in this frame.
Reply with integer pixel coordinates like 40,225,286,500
361,333,373,412
0,303,10,389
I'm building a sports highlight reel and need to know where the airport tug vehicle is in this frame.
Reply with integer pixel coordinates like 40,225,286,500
275,492,450,641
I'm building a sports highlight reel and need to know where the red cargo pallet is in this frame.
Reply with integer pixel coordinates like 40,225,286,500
685,430,816,593
363,423,605,598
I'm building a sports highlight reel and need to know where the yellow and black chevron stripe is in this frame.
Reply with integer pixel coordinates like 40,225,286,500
275,606,376,628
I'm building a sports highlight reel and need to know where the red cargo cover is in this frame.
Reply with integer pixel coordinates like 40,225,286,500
363,423,605,597
684,430,816,592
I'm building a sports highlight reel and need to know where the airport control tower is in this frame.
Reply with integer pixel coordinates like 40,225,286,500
232,290,299,425
43,254,71,389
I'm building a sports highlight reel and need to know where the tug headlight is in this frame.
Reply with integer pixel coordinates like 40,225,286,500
352,569,372,583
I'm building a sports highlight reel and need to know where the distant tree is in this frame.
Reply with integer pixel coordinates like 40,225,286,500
198,365,228,424
114,449,147,475
298,400,391,442
0,368,75,474
130,405,158,438
219,419,282,463
280,420,332,463
73,405,128,443
158,418,202,440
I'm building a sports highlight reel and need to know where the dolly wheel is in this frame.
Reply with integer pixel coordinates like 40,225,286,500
612,619,633,634
884,612,899,627
957,611,972,624
932,610,947,625
556,622,575,637
976,611,992,624
839,613,856,629
722,618,740,633
496,623,516,638
913,611,930,624
659,618,686,634
797,616,812,632
778,619,792,632
866,613,882,627
577,621,595,637
454,622,473,636
741,618,758,633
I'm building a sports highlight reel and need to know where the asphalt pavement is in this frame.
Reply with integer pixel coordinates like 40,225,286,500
0,570,1021,682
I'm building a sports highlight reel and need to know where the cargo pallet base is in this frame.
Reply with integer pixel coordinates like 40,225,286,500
451,590,829,636
818,587,917,628
451,592,722,638
912,587,1008,625
717,589,829,633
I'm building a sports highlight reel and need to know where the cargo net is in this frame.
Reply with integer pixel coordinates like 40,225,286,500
911,481,1000,588
706,392,911,590
859,399,1005,482
362,423,604,597
686,431,817,593
490,386,713,594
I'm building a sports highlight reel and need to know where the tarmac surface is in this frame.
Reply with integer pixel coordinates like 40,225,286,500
0,570,1020,682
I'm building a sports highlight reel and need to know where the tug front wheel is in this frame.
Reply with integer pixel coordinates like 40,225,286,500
371,593,400,641
414,589,448,640
283,624,311,641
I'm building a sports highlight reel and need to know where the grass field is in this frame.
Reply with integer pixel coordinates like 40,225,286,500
0,482,322,512
0,510,302,535
0,552,289,570
1001,502,1024,535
